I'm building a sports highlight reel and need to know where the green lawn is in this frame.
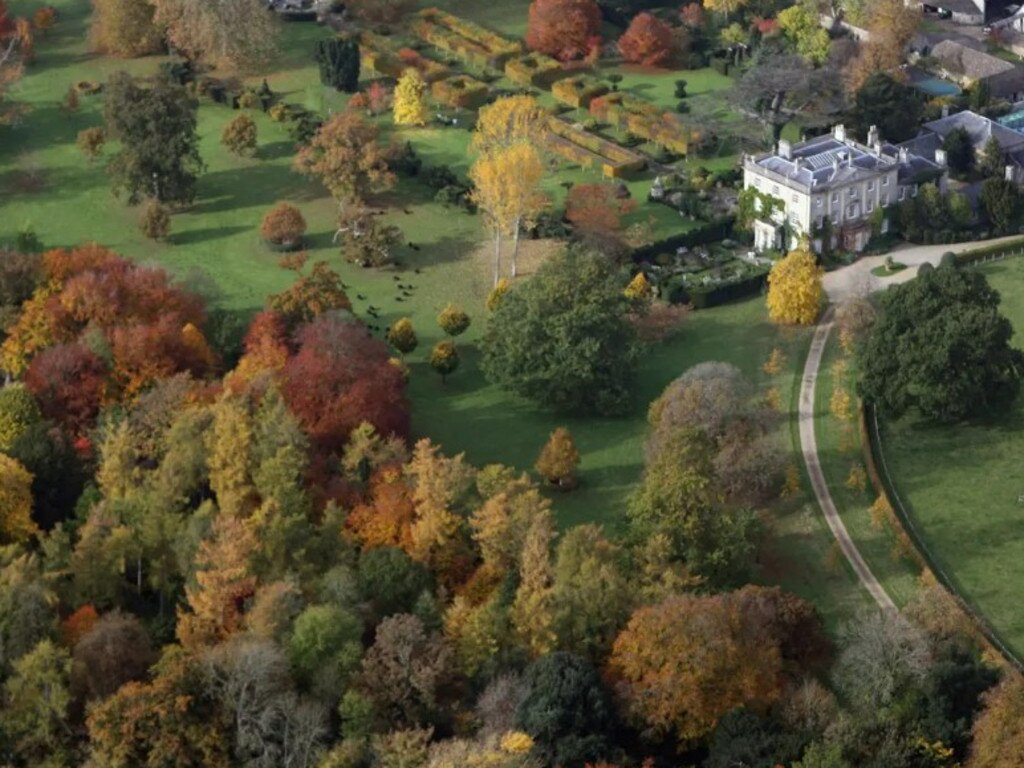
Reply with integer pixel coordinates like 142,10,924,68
814,334,920,608
880,256,1024,656
0,0,868,626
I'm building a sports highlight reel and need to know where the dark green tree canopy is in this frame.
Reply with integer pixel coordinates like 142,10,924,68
515,651,614,767
315,38,360,93
980,177,1023,233
858,267,1024,422
481,248,639,416
941,127,974,177
104,71,205,206
851,73,923,144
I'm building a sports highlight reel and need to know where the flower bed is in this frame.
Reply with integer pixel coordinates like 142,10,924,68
505,53,565,88
551,76,609,109
431,75,489,109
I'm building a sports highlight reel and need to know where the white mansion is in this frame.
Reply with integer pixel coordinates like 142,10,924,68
742,125,947,253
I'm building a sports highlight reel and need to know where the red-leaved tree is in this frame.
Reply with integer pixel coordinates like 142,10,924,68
24,343,108,436
283,314,409,455
565,183,637,236
618,12,676,67
525,0,602,61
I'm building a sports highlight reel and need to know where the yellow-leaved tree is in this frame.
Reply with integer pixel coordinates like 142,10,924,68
470,143,548,285
470,94,549,155
392,68,429,127
766,246,824,325
0,453,37,544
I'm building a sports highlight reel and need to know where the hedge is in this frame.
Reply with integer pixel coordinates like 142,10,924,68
505,53,565,88
667,270,768,308
633,217,736,262
432,75,489,109
413,8,521,69
590,93,691,155
551,76,609,108
953,237,1024,266
547,118,646,173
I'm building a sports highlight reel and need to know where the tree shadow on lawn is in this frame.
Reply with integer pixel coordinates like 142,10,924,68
169,224,252,247
191,164,321,215
258,141,297,162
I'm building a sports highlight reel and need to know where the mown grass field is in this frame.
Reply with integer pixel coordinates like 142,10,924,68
0,0,867,625
880,256,1024,656
814,333,920,609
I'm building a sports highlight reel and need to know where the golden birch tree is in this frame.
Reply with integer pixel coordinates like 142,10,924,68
766,245,824,326
393,68,430,127
510,513,558,656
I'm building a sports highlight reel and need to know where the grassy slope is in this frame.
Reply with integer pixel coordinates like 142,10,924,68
815,334,920,608
0,0,866,625
882,257,1024,655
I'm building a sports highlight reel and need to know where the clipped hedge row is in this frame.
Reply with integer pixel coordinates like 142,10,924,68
591,93,691,155
551,76,609,108
633,217,736,262
667,270,768,308
953,237,1024,266
505,53,565,88
432,75,489,109
414,8,521,69
548,119,644,165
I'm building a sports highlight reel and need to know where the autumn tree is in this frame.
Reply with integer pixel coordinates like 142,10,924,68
23,342,107,436
386,317,418,356
429,340,460,383
618,12,676,67
437,303,471,338
89,0,163,57
704,0,749,20
471,142,548,283
359,613,457,729
526,0,602,61
470,476,553,573
293,112,395,207
269,260,350,328
766,245,824,325
843,0,920,93
221,113,257,157
393,68,430,127
565,183,636,238
140,201,171,240
608,591,787,745
86,645,233,768
104,72,204,206
471,95,549,156
510,513,557,656
968,675,1024,768
177,513,258,649
535,427,580,489
72,611,156,702
153,0,279,70
260,202,306,248
0,382,41,451
482,247,638,415
282,312,409,453
0,453,37,544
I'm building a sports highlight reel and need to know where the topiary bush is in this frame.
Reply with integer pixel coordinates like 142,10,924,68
261,203,307,250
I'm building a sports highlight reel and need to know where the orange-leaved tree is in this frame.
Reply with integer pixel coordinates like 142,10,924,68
526,0,602,61
618,12,676,67
765,244,823,325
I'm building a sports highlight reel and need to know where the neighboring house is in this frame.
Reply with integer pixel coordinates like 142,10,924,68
743,125,947,254
900,109,1024,173
929,39,1024,101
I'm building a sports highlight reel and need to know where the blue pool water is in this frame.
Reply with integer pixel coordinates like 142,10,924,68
911,76,962,97
999,111,1024,133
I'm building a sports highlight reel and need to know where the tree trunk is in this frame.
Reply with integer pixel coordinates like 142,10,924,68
493,226,502,287
511,217,522,279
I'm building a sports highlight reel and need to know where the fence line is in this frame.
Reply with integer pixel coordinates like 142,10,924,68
864,405,1024,672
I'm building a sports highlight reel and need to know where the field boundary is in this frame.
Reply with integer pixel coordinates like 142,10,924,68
862,404,1024,671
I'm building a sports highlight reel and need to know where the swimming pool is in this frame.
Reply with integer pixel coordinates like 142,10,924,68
911,75,962,97
999,110,1024,132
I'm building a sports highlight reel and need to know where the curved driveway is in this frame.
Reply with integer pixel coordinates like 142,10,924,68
799,236,1021,610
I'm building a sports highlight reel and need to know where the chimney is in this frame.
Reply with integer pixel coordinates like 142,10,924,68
942,104,950,118
833,124,847,142
778,138,792,159
832,155,840,173
898,147,909,164
935,148,947,167
1006,164,1018,183
873,141,882,156
867,124,880,147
